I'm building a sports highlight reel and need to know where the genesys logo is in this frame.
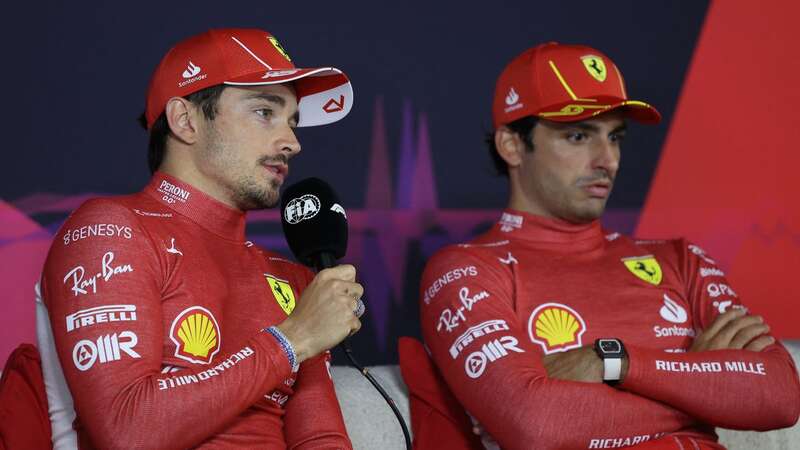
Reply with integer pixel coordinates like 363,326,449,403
63,251,134,297
63,224,133,246
284,194,320,224
423,265,478,305
528,303,586,354
66,304,137,332
72,331,140,371
450,319,509,359
464,336,524,379
170,306,222,365
158,179,191,204
437,287,490,333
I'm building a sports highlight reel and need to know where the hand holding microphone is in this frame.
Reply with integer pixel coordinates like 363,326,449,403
278,177,411,450
274,178,364,364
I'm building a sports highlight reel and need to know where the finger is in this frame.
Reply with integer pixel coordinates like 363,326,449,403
729,323,770,349
703,308,747,338
341,282,364,299
744,335,776,352
332,264,357,281
711,315,763,349
316,264,356,282
349,318,362,336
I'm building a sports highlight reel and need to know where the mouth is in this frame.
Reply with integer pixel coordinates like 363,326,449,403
582,181,612,199
262,163,289,183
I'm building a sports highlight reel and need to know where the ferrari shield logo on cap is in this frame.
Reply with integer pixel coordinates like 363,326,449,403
581,55,607,82
622,255,663,285
265,274,296,315
268,36,292,61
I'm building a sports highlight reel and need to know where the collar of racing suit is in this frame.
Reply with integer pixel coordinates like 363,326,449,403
143,171,248,241
492,208,607,255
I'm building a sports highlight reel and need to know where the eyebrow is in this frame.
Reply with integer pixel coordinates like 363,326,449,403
550,121,628,134
243,92,286,106
243,92,300,125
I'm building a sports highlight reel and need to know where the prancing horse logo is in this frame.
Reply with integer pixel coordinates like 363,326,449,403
580,55,607,82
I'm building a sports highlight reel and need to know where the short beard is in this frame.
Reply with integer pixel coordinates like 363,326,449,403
233,175,281,210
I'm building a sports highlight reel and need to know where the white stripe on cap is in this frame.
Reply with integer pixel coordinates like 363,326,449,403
230,36,273,70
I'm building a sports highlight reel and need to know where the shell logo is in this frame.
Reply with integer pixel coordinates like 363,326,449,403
170,306,221,365
527,303,587,354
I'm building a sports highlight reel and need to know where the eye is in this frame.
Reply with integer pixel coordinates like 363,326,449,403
255,108,273,119
609,132,626,143
566,131,587,143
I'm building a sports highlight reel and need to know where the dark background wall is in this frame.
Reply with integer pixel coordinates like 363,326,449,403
1,1,710,365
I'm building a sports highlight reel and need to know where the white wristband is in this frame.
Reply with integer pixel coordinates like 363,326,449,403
603,358,622,382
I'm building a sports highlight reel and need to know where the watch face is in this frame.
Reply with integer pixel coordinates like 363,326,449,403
599,339,621,353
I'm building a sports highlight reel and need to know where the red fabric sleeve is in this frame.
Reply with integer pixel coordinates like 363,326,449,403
420,247,697,450
41,200,293,449
0,344,51,450
284,351,352,449
621,241,800,430
398,337,484,450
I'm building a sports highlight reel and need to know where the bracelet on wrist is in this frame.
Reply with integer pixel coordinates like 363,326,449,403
264,326,299,373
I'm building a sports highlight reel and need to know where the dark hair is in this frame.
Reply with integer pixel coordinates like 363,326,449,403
485,116,538,176
138,84,228,174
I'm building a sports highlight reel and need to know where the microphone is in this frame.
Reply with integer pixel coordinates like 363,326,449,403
280,177,348,272
279,177,411,450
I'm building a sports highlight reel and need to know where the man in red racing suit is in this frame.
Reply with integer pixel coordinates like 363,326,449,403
419,42,800,450
40,28,362,449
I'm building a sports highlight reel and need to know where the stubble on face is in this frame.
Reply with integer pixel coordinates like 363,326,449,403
518,115,622,224
201,120,285,210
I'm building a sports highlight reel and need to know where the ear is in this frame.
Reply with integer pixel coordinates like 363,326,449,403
494,126,525,169
164,97,200,145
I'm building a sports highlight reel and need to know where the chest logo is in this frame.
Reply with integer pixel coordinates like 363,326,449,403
622,255,662,285
528,303,586,354
660,293,688,324
265,274,296,315
170,306,221,365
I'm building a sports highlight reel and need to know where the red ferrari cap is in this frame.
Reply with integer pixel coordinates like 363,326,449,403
492,42,661,128
144,28,353,129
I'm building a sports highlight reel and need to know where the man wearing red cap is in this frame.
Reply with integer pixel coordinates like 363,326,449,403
417,43,799,449
39,28,360,448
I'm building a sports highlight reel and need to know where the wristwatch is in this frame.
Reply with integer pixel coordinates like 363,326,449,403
594,338,626,386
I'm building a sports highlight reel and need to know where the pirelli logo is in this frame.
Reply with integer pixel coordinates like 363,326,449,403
66,305,137,332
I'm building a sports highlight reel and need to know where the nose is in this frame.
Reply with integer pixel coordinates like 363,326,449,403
592,137,620,178
277,125,301,157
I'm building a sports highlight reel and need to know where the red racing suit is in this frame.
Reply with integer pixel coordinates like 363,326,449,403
420,209,800,450
40,172,351,449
